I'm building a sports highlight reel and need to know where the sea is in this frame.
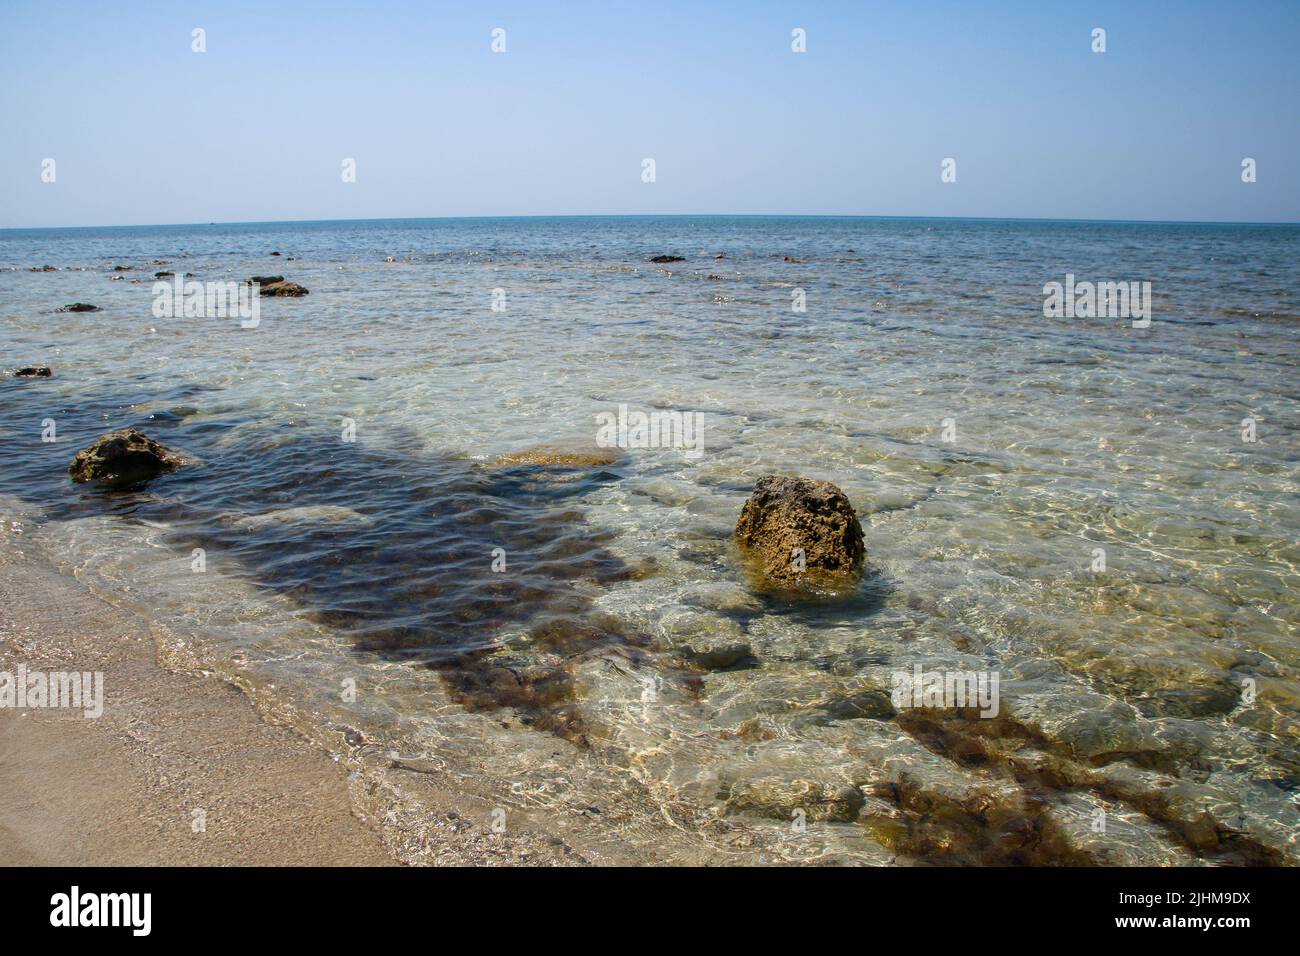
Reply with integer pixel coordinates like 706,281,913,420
1,215,1297,865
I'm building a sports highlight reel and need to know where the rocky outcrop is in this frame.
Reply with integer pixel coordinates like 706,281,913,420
734,475,865,590
14,366,52,378
257,278,309,297
68,428,185,488
648,255,685,263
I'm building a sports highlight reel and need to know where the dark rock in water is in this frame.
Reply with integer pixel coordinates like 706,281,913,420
725,779,865,824
14,366,52,378
259,279,309,297
58,303,101,313
112,264,132,271
735,475,865,590
816,689,896,722
649,255,685,263
246,275,284,286
269,251,282,256
1135,685,1242,719
68,428,186,488
677,642,756,671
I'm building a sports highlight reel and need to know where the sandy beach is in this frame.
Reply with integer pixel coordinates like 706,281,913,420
0,540,636,866
0,543,401,865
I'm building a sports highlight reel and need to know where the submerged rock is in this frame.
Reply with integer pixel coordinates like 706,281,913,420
493,443,620,468
734,475,865,590
58,303,101,313
648,255,685,263
225,505,376,531
677,641,756,671
259,279,309,297
68,428,185,488
13,366,52,378
814,689,896,722
725,778,865,823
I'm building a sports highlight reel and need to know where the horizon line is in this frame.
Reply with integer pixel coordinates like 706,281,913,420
3,212,1299,232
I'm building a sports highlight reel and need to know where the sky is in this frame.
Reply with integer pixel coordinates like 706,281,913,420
1,0,1296,227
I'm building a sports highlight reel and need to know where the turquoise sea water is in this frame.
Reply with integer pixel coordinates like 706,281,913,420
1,216,1297,864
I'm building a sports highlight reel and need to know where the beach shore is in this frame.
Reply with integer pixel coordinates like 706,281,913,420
0,545,401,865
0,542,616,866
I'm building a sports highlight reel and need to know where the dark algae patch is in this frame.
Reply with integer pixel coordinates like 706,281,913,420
0,382,679,748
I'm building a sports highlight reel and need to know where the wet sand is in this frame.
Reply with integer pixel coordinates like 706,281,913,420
0,546,595,866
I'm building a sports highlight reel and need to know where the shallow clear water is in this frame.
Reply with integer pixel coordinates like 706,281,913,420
1,216,1297,865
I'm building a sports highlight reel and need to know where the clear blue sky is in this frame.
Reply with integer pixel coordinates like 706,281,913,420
2,0,1296,227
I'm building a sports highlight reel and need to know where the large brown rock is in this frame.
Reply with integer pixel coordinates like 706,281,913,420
68,428,185,488
734,475,865,590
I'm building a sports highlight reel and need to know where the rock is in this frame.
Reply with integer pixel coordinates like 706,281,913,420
58,303,101,313
648,255,685,263
112,265,132,271
68,428,185,488
258,279,309,297
678,642,756,671
813,689,896,722
734,475,865,589
492,443,620,468
269,251,282,256
725,778,865,823
14,366,52,378
225,505,375,531
681,582,764,613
